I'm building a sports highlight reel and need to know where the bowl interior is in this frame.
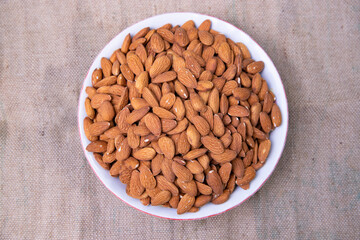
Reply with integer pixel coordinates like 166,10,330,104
78,12,288,220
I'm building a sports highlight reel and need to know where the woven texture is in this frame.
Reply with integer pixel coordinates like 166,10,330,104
0,0,359,239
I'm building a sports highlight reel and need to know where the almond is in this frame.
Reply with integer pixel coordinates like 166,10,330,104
156,175,179,196
130,97,149,110
133,147,156,161
186,160,204,174
142,87,159,107
151,154,163,176
186,124,201,148
174,27,189,47
183,148,208,160
101,57,112,77
263,92,274,114
219,162,232,184
236,166,256,186
250,102,262,126
229,132,242,154
206,170,223,195
222,80,238,96
251,73,262,94
271,103,282,127
195,181,213,195
161,119,178,133
149,55,171,78
127,126,140,149
177,67,198,88
258,139,271,163
192,116,210,136
161,157,176,183
83,117,98,141
201,135,224,154
129,170,144,197
157,28,174,43
152,71,177,83
233,87,251,101
210,149,237,163
127,53,144,76
212,189,230,204
98,101,115,122
150,32,165,53
246,61,264,74
158,136,175,159
176,179,197,197
166,118,189,135
153,106,176,119
144,113,161,136
172,161,193,182
93,153,110,170
151,190,171,206
213,114,225,137
91,94,111,109
177,131,191,155
185,55,201,78
160,92,176,110
259,112,272,133
220,130,232,148
222,64,236,80
116,107,131,133
126,107,150,124
198,19,211,31
115,138,131,161
86,140,107,152
121,33,131,53
94,76,117,88
139,165,156,189
88,121,110,136
198,30,214,45
228,105,250,117
190,92,206,112
134,71,149,94
218,42,232,64
177,194,195,214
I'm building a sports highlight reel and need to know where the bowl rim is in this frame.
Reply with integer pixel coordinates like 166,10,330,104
78,12,289,220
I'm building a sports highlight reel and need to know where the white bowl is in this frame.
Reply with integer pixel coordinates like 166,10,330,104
78,12,289,220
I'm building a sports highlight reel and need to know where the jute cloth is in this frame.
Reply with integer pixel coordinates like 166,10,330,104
0,0,359,239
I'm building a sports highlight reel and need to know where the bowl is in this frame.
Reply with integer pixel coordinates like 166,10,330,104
78,12,289,220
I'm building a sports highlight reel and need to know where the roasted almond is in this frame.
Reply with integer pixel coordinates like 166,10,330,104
201,135,224,154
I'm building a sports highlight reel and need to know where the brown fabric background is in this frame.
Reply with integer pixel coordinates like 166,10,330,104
0,0,359,239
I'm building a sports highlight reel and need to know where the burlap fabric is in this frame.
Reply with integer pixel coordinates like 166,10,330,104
0,0,359,239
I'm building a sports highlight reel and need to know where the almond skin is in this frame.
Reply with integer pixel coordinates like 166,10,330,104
201,135,224,154
144,113,161,136
258,139,271,163
271,104,282,127
88,122,110,136
210,149,237,163
133,147,156,161
139,166,156,189
127,107,150,125
86,140,107,152
194,195,212,207
177,67,198,88
149,55,171,78
151,191,172,206
260,112,272,133
206,170,223,195
158,136,175,160
228,105,250,117
172,161,193,182
192,116,210,136
177,194,195,215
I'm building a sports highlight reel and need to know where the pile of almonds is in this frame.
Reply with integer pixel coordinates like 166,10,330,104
83,19,282,214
